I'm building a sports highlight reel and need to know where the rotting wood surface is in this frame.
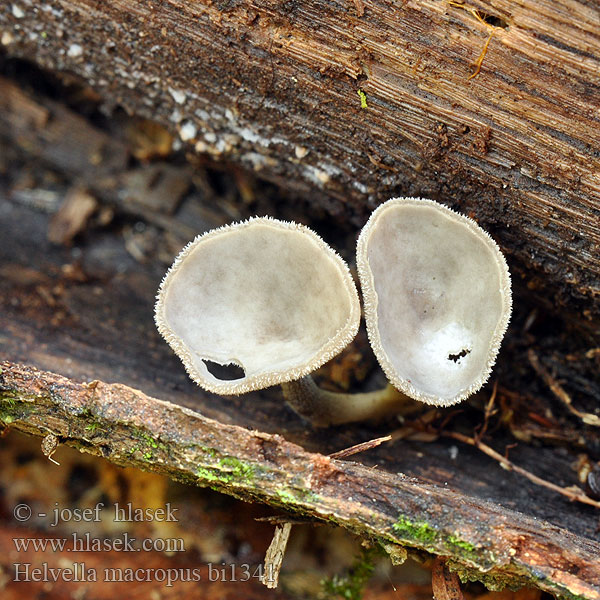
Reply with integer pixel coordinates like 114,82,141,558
1,0,599,320
1,361,600,600
1,170,600,597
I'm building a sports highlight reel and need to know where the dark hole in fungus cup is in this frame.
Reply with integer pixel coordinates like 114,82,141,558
154,216,361,396
203,360,246,381
447,348,471,363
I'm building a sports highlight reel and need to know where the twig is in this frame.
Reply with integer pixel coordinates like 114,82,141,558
448,1,503,79
474,381,498,443
41,433,61,466
468,29,494,79
260,522,292,589
352,0,365,17
444,431,600,509
329,435,392,459
528,349,600,427
432,557,465,600
255,515,312,525
3,361,600,597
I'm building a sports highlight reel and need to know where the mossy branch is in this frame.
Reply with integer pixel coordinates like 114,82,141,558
0,361,599,600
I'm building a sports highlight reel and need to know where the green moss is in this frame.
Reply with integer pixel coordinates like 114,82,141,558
322,546,379,600
134,429,161,450
275,487,319,506
392,515,438,544
0,394,38,412
85,422,101,434
195,466,222,483
447,535,476,552
126,428,168,462
391,519,489,567
276,489,297,504
219,456,256,482
446,535,481,562
194,457,258,487
0,396,23,423
3,397,17,409
126,427,171,462
199,446,217,458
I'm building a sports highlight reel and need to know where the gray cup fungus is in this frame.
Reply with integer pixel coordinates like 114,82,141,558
357,197,512,407
155,217,361,395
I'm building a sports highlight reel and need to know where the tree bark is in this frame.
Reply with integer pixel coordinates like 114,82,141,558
1,0,599,319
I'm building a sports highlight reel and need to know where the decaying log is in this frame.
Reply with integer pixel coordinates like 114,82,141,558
1,0,599,320
1,170,599,597
1,361,599,600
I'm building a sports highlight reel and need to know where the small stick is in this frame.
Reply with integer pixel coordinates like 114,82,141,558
445,431,600,509
255,515,312,525
528,349,600,427
329,435,392,460
448,1,502,79
260,522,292,589
352,0,365,17
468,30,494,79
41,433,61,466
474,381,498,443
432,557,465,600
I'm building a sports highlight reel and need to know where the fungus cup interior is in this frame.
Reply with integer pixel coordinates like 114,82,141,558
155,217,360,395
357,197,512,406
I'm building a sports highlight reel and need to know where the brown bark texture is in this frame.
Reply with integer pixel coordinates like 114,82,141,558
2,360,600,600
1,0,599,319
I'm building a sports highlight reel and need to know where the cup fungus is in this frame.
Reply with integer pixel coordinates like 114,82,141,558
356,197,512,407
156,199,512,427
154,217,361,396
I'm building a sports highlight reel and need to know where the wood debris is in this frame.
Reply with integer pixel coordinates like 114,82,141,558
48,187,97,245
260,522,292,589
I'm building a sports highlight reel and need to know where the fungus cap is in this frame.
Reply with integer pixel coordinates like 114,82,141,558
155,217,361,395
357,197,512,407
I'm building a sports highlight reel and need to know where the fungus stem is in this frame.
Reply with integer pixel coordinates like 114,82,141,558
281,376,419,427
